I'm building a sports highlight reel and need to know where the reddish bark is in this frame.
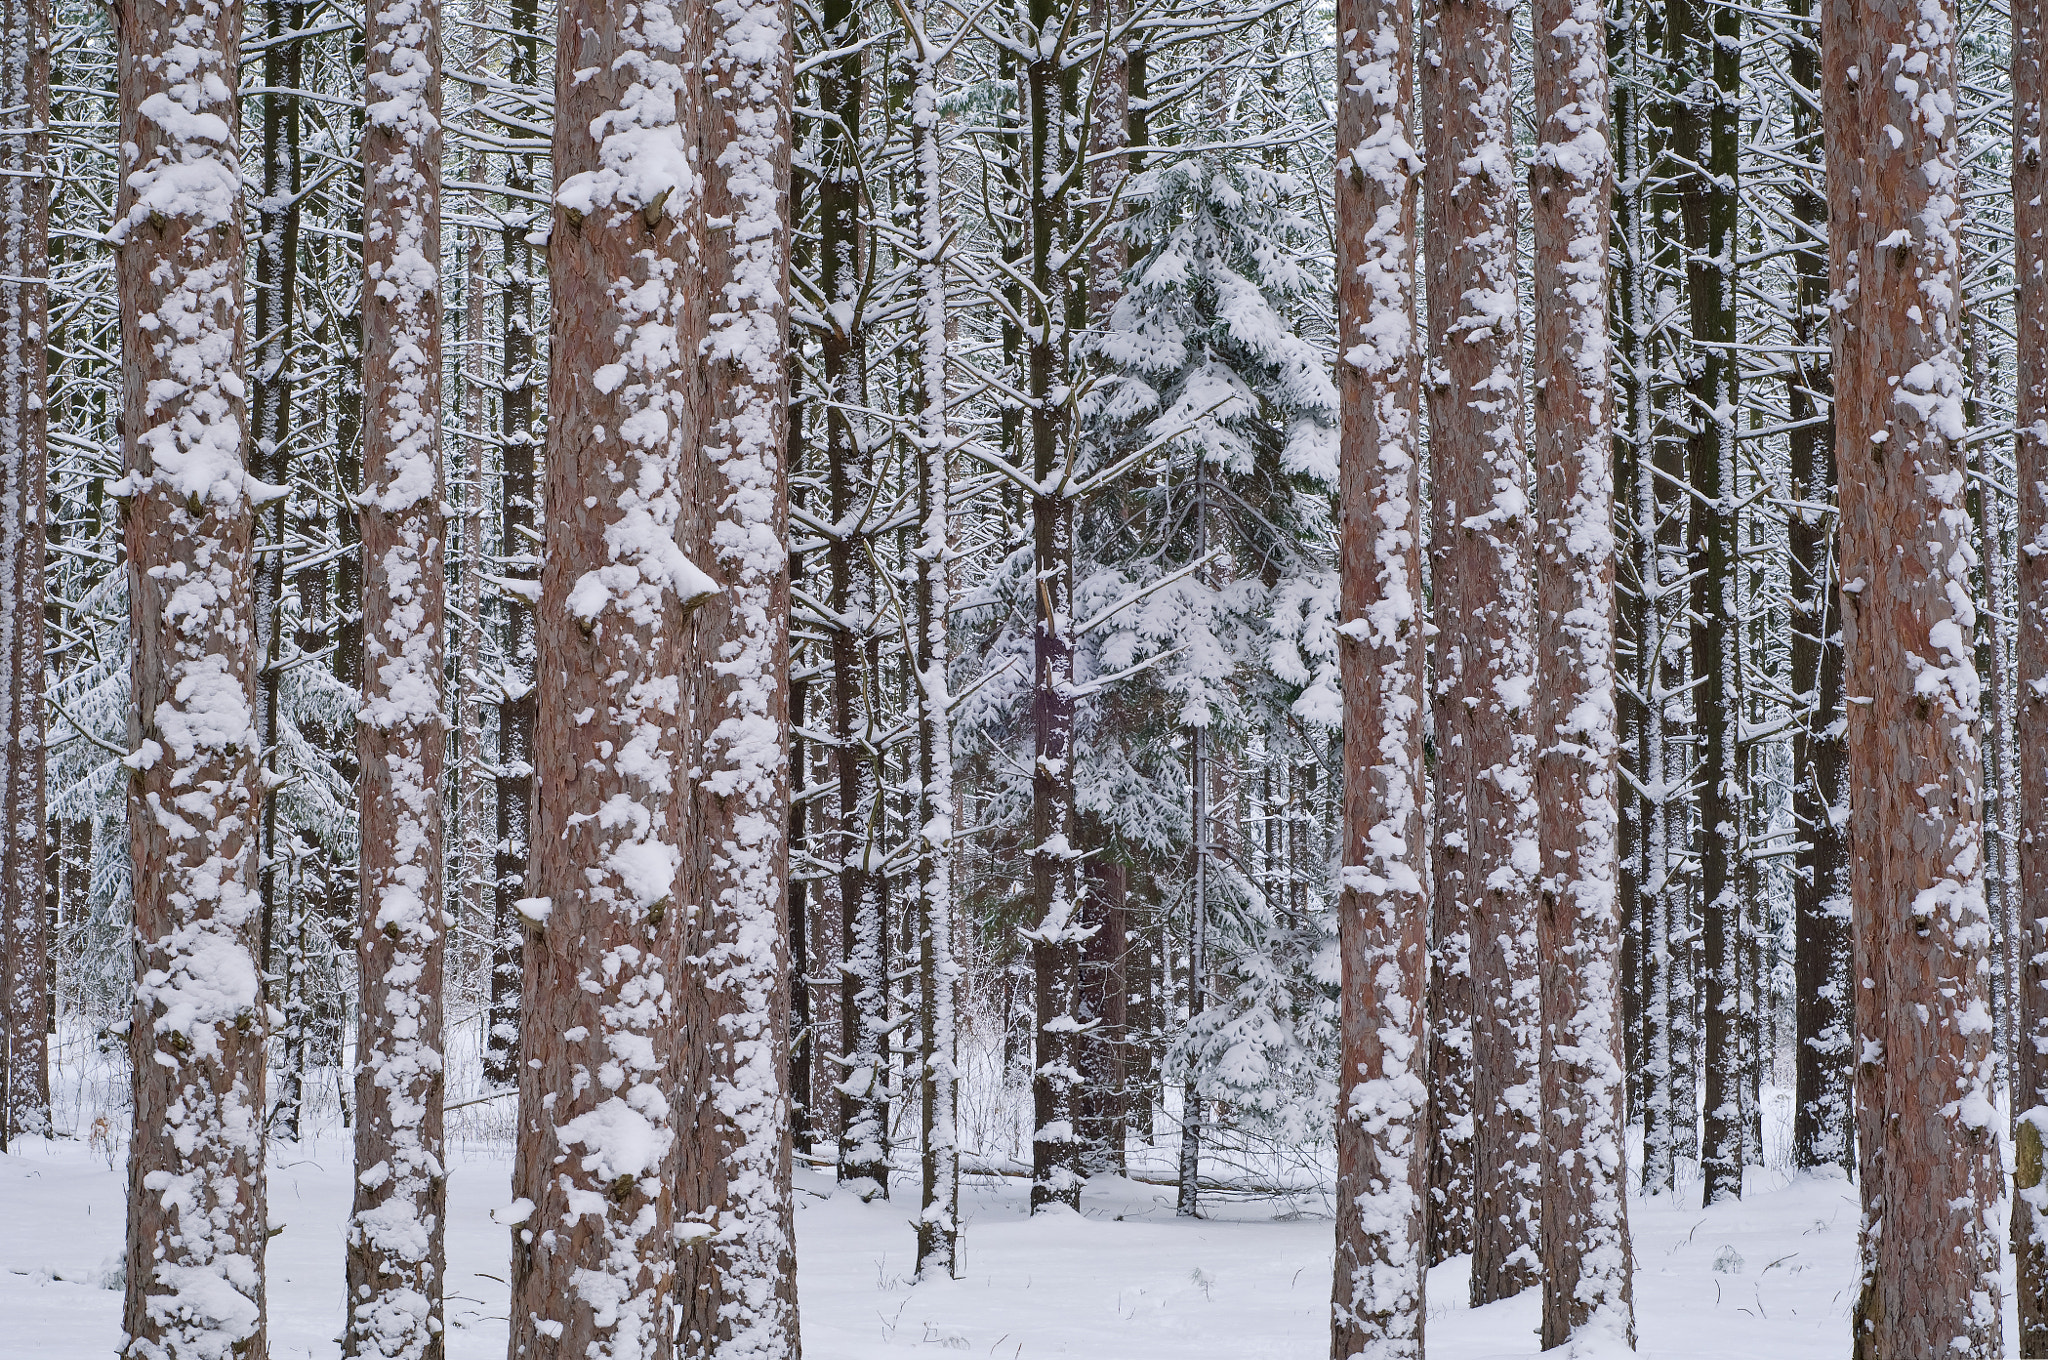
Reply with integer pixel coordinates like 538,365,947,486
347,0,447,1351
1421,0,1537,1289
1329,0,1427,1349
1530,0,1635,1344
674,0,801,1347
1823,0,2004,1352
115,0,267,1349
2021,0,2048,1338
507,2,713,1353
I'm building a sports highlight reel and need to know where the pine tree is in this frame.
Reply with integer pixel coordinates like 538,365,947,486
507,0,717,1349
1419,0,1537,1286
1531,0,1635,1341
1329,0,1426,1346
115,0,269,1348
347,0,448,1349
678,0,802,1347
1822,0,2004,1349
0,0,49,1148
1787,0,1850,1174
2021,0,2048,1340
905,0,961,1280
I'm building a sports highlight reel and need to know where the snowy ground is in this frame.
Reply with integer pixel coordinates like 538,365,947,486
1,1126,1917,1359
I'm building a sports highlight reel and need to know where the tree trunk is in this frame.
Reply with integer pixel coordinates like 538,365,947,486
676,0,801,1349
1671,0,1747,1208
251,0,303,997
0,0,49,1148
1179,712,1208,1217
815,0,889,1203
2016,0,2048,1349
908,12,959,1271
1788,0,1850,1173
1531,0,1635,1343
116,0,267,1348
1822,0,2004,1351
484,0,540,1091
1329,0,1426,1348
507,2,716,1352
1023,0,1084,1217
2019,0,2048,1340
1422,0,1536,1288
347,0,447,1352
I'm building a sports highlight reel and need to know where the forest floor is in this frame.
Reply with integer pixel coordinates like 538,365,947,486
0,1119,1950,1358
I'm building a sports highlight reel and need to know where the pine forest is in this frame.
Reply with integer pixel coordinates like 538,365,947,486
0,0,2040,1353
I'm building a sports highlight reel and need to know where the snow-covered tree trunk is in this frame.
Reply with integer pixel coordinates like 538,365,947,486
1420,0,1536,1289
1614,18,1678,1194
2015,0,2048,1327
2016,1,2048,1354
347,0,446,1351
678,0,801,1348
507,0,717,1350
1676,0,1748,1209
1822,0,2004,1351
249,0,300,987
1022,0,1085,1218
1420,0,1475,1258
0,0,48,1148
455,71,490,944
2021,0,2048,1338
484,0,542,1092
906,0,959,1281
1076,0,1130,1183
1530,0,1636,1344
1788,0,1850,1174
1179,465,1210,1220
114,0,268,1348
814,0,889,1206
1329,0,1426,1347
1632,0,1702,1190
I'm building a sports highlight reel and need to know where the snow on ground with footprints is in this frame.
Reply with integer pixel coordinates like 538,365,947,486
4,1079,2013,1358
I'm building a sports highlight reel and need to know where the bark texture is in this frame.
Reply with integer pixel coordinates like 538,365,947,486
1022,0,1085,1217
907,0,960,1279
0,0,49,1148
507,2,717,1353
1673,0,1748,1210
1822,0,2004,1352
1329,0,1427,1350
1421,0,1538,1295
674,0,801,1349
1788,0,1850,1175
483,0,542,1093
347,0,447,1351
2021,0,2048,1337
115,0,267,1349
1530,0,1636,1344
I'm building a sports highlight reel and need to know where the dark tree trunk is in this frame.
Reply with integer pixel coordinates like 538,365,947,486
251,0,303,992
1024,0,1084,1216
0,0,50,1147
1787,0,1850,1174
483,0,541,1092
1660,0,1749,1209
